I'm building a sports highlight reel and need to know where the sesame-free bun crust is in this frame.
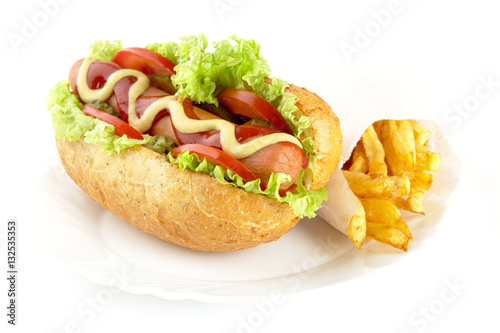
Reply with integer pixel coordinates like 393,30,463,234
56,138,300,251
286,84,342,191
55,83,342,252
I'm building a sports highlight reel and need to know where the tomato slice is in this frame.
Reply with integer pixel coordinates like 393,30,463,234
111,47,176,76
171,144,258,184
82,104,143,140
217,88,293,135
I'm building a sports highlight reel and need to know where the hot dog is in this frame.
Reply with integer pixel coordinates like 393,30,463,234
47,35,342,251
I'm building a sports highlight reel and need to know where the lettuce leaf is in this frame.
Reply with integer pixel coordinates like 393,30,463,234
168,150,326,218
88,40,123,61
47,80,152,154
146,34,208,65
147,34,270,105
145,34,314,155
257,78,313,153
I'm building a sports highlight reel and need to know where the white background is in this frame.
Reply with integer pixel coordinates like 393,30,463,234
2,0,500,332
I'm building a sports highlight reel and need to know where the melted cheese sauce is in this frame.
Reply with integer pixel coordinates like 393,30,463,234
77,55,302,159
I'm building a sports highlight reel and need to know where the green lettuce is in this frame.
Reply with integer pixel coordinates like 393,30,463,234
47,80,152,154
88,40,123,61
147,34,270,105
258,78,314,152
146,34,208,66
146,34,313,154
168,150,326,218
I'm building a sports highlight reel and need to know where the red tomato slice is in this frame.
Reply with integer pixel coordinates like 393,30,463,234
217,88,293,135
82,104,143,140
111,47,176,76
171,144,258,184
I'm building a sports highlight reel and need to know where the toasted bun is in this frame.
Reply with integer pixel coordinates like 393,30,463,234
286,84,342,191
55,85,342,251
56,138,300,251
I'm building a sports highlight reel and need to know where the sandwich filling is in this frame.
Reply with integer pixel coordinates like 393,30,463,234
47,34,328,218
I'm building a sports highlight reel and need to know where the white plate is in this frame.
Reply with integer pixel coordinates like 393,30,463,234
30,139,457,304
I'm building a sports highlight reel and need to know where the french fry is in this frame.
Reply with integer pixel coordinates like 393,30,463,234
346,199,367,249
379,119,416,178
343,119,440,251
361,124,388,177
392,197,422,214
349,141,369,173
416,144,441,172
361,198,400,223
366,222,409,251
390,197,412,211
361,198,412,239
412,171,433,191
372,119,384,136
342,170,411,198
409,119,431,146
407,185,425,214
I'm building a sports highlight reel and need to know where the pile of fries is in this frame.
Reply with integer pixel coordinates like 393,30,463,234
343,119,441,251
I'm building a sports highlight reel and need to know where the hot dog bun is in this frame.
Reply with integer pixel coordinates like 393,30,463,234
286,84,342,191
57,138,300,251
55,83,342,251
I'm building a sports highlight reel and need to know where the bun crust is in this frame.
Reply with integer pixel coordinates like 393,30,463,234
286,84,342,190
55,83,342,251
56,138,300,251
